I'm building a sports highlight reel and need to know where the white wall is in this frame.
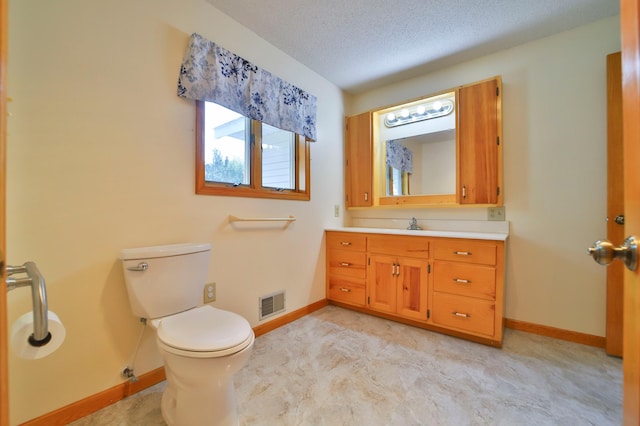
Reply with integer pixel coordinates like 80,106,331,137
347,17,620,338
7,0,344,423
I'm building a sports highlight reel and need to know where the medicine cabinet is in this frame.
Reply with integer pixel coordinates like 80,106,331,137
345,77,502,208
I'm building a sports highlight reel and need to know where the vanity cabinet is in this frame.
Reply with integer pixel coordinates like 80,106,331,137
345,112,373,207
367,235,429,320
431,239,503,341
326,232,367,306
326,230,506,346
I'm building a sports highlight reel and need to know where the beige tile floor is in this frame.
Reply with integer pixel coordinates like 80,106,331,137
70,305,622,425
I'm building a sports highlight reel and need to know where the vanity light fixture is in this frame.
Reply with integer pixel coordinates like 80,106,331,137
384,98,454,128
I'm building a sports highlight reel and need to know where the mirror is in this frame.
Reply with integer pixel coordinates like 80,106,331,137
374,92,457,204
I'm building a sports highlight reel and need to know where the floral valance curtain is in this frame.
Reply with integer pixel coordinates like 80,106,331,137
177,33,317,141
386,140,413,173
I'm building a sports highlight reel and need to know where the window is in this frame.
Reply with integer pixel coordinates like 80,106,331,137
195,101,311,200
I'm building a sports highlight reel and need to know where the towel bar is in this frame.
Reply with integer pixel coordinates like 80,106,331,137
228,215,296,223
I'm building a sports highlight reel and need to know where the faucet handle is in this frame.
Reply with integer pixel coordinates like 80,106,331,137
407,217,422,230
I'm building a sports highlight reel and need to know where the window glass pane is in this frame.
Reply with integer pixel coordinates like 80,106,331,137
262,123,295,189
203,102,249,185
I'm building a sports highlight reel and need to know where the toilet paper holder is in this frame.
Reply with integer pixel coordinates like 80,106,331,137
5,261,51,345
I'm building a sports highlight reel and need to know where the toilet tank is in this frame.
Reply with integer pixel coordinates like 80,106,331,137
120,243,211,319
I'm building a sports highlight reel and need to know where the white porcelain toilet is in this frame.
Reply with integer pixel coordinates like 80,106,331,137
120,243,254,426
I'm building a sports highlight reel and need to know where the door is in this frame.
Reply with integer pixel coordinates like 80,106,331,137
606,51,624,357
345,112,373,207
368,254,397,313
396,258,429,320
621,0,640,422
458,78,501,205
1,0,9,423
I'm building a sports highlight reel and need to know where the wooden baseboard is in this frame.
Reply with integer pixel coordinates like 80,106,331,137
253,298,328,337
504,318,606,348
21,367,166,426
20,299,329,425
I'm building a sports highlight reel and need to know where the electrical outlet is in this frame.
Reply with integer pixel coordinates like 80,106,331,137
203,283,216,303
487,206,506,221
334,204,340,217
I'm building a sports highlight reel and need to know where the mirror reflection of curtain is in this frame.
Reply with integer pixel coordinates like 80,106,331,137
386,140,413,195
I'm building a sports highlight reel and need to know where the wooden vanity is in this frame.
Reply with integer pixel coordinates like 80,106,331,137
326,229,507,347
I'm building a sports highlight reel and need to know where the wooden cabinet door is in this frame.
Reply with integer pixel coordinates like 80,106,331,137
458,78,501,205
396,258,429,320
368,254,396,313
345,112,373,207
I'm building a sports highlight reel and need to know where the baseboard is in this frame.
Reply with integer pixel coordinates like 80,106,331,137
20,299,329,425
504,318,606,348
253,298,328,337
21,367,166,426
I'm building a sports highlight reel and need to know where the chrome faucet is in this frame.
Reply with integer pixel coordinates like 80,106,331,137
407,217,422,230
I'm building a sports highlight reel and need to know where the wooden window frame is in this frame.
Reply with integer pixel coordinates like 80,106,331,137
195,100,311,201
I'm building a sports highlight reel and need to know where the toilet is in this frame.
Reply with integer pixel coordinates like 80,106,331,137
120,243,254,426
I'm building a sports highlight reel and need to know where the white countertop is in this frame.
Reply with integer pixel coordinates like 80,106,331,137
325,227,509,241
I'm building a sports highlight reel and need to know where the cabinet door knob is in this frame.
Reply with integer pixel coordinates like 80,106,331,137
340,241,352,246
453,278,471,284
339,287,351,293
453,251,472,256
340,262,351,267
452,311,471,319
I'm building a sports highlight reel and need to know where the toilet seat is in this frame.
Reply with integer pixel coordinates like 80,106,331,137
154,305,254,358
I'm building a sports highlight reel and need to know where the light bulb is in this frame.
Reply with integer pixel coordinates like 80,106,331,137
387,113,396,122
416,105,426,115
400,109,410,118
432,101,442,111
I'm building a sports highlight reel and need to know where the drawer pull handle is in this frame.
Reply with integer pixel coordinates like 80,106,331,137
340,262,352,267
454,278,471,284
340,242,352,246
453,251,472,256
339,287,351,293
452,311,471,318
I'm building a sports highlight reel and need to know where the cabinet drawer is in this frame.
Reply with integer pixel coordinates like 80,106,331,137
328,277,366,306
326,232,367,251
433,261,496,300
431,292,495,337
328,249,366,279
368,235,429,258
433,240,497,265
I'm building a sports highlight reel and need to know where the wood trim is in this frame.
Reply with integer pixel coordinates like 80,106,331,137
253,298,328,337
0,0,9,422
606,51,624,357
20,368,167,426
379,194,456,206
621,0,640,422
19,300,329,425
504,318,606,349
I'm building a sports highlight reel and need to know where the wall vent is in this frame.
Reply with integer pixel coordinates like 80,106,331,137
259,290,286,320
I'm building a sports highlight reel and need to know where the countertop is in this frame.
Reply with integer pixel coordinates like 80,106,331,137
325,227,509,241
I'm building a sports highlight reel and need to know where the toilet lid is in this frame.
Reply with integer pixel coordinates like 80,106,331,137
156,305,252,352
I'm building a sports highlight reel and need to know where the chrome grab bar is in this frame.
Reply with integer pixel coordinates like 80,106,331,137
6,261,51,345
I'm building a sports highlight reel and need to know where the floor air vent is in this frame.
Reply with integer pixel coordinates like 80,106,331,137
259,290,285,320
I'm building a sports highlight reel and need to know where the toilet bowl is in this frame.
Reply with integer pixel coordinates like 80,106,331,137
153,305,254,426
120,243,254,426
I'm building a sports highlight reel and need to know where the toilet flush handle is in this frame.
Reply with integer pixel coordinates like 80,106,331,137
127,262,148,272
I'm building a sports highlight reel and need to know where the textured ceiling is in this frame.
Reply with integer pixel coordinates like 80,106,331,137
205,0,619,94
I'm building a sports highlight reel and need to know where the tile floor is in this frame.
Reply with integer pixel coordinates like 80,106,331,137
70,305,622,425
